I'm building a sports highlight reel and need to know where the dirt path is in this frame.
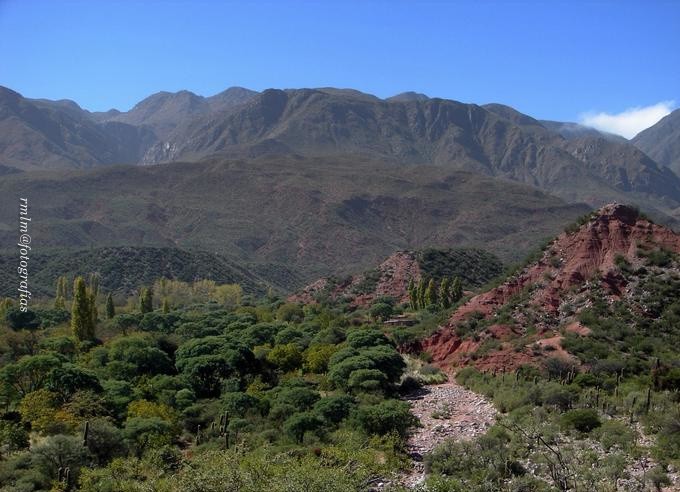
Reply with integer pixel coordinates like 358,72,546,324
399,381,497,488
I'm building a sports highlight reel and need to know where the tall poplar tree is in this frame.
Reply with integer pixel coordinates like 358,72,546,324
424,279,437,307
139,287,153,313
439,277,452,309
72,276,94,341
407,279,417,310
105,293,115,319
451,277,463,302
417,279,427,309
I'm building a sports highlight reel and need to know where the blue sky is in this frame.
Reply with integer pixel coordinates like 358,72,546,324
0,0,678,136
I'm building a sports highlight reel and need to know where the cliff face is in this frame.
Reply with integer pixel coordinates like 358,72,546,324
423,204,680,370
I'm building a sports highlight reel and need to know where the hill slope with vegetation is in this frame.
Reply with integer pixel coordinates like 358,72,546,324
0,155,588,284
0,246,292,298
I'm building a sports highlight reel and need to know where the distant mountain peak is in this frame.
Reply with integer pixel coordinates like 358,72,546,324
387,91,430,102
632,108,680,175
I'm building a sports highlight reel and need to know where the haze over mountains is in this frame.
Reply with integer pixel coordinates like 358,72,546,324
1,84,678,291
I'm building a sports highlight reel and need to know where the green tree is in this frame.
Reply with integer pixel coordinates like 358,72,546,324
438,277,452,309
353,400,417,438
266,343,303,372
88,273,100,326
417,279,427,309
123,417,175,457
407,278,417,310
139,287,154,314
313,395,354,424
161,297,170,314
424,279,437,307
0,353,63,398
54,295,66,310
369,301,393,321
105,293,115,319
72,276,94,341
5,307,40,330
0,419,29,452
283,412,323,443
303,344,338,373
451,277,463,302
347,368,388,393
55,276,69,307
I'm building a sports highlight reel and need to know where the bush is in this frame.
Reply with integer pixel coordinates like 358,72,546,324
595,420,635,451
283,412,324,443
560,409,601,433
352,400,417,438
313,395,354,424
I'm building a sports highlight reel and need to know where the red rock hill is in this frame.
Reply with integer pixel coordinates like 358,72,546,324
422,203,680,371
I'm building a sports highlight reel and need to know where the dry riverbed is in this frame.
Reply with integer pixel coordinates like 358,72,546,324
398,380,497,488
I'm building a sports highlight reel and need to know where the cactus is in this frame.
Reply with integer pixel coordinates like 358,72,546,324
645,387,652,414
630,395,637,423
82,420,90,447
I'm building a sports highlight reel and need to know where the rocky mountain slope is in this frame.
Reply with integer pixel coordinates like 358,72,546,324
96,87,257,139
0,86,155,171
144,89,680,217
633,108,680,175
3,85,680,221
421,203,680,371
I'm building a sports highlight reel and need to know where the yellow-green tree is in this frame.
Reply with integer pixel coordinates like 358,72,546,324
424,279,437,306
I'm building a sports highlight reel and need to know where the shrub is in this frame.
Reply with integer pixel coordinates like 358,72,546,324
352,400,417,438
560,409,601,433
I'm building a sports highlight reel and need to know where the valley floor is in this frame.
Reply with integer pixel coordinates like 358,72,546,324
399,380,497,488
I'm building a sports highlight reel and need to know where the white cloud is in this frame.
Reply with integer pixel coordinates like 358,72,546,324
579,101,675,139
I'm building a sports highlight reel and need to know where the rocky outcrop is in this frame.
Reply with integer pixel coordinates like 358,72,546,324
423,203,680,370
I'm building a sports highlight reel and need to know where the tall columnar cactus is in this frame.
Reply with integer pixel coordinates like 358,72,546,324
83,420,90,447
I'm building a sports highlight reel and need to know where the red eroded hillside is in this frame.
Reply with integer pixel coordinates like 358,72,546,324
422,203,680,371
288,251,421,307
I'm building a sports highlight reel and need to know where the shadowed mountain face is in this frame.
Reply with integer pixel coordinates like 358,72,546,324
2,85,679,220
0,155,588,285
632,109,680,176
0,86,156,171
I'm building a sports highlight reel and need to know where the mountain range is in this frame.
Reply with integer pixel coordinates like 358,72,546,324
2,85,679,220
1,84,678,290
